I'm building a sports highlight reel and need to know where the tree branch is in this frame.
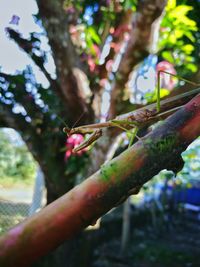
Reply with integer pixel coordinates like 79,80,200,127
1,92,200,266
98,9,132,82
36,0,93,124
7,28,57,88
108,0,167,119
90,9,133,118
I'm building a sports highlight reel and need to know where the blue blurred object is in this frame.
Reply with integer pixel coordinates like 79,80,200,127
173,187,200,206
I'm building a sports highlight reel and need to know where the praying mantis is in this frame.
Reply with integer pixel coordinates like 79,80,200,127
63,71,200,152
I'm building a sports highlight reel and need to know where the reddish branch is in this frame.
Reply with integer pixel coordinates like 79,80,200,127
108,0,167,118
1,93,200,267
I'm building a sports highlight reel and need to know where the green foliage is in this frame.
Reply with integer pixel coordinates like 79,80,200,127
178,137,200,185
145,88,170,103
159,0,198,74
142,137,200,196
0,129,37,186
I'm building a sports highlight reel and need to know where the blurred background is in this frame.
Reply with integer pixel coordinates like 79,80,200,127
0,0,200,267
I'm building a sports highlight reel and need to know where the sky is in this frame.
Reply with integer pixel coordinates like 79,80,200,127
0,0,52,143
0,0,55,87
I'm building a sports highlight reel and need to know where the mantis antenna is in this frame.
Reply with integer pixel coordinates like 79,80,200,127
47,107,86,130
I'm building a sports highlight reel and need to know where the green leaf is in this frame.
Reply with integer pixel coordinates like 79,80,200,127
166,0,176,11
182,44,194,54
184,31,195,42
186,63,197,73
145,89,170,103
168,33,177,44
87,27,101,44
161,51,175,63
174,29,184,39
170,5,193,18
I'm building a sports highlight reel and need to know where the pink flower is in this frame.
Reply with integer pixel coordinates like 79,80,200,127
65,134,86,160
106,59,113,72
156,61,177,91
113,25,130,37
92,44,100,58
88,57,96,72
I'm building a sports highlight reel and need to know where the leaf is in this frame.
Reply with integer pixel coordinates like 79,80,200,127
182,44,194,54
174,29,184,39
184,31,196,42
162,51,175,63
145,88,170,103
170,6,193,18
166,0,176,11
123,0,137,11
168,33,177,44
186,63,197,73
87,27,101,44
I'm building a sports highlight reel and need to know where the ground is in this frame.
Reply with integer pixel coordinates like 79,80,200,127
91,207,200,267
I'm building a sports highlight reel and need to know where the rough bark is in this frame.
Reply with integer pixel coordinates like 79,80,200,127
36,0,93,124
1,93,200,267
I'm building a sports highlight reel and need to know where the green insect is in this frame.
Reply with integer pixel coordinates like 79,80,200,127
63,71,200,152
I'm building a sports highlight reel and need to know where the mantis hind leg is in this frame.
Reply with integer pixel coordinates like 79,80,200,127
128,127,139,148
111,121,139,147
156,70,200,113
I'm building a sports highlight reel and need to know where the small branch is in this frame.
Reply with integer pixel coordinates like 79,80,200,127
99,9,132,81
108,0,167,118
90,9,132,118
7,28,56,88
1,92,200,266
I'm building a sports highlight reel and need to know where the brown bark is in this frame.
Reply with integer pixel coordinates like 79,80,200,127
37,0,93,124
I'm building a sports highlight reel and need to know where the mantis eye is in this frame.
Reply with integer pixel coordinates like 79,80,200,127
63,126,71,135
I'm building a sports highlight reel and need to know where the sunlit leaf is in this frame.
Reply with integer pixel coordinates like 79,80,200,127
87,27,101,44
182,44,194,54
170,5,193,18
186,63,197,73
145,88,170,103
161,51,175,63
174,29,184,39
166,0,176,11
